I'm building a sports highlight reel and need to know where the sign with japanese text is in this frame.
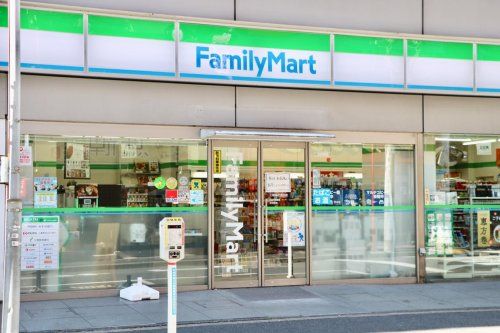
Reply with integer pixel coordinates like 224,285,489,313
19,145,32,166
213,149,222,174
65,143,90,179
477,210,491,248
283,211,305,247
21,216,60,271
265,173,291,193
34,177,58,208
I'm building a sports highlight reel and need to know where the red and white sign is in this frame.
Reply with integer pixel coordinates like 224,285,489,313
19,146,32,166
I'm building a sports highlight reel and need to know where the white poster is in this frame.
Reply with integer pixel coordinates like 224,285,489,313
477,142,492,156
265,173,291,193
312,169,321,189
21,216,60,271
283,211,305,247
121,143,138,158
65,143,90,179
19,146,32,166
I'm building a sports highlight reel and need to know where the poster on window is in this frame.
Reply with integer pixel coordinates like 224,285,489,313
21,216,60,271
477,210,491,248
265,173,291,193
283,211,305,247
34,177,58,208
65,143,90,179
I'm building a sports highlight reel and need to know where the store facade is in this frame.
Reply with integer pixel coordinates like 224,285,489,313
1,2,500,299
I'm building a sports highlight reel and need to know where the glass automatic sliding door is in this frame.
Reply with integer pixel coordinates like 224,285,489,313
213,141,259,288
261,142,307,286
212,140,308,288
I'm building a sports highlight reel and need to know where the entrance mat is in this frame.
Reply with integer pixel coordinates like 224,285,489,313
229,286,317,301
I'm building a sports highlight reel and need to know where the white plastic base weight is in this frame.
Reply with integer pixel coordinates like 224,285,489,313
120,277,159,301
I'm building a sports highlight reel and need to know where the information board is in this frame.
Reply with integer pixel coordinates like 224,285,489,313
21,216,60,271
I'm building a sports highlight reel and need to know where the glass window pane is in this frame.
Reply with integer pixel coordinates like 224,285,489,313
424,134,500,281
311,143,416,281
20,136,208,293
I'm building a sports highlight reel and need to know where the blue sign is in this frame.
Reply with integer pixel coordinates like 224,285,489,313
313,188,332,206
364,190,385,206
343,189,360,206
331,189,343,206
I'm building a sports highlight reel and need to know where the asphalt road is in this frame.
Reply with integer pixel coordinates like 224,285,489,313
113,308,500,333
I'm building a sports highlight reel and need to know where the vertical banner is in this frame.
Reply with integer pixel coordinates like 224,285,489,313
213,149,222,174
179,23,331,85
334,35,404,89
477,210,491,248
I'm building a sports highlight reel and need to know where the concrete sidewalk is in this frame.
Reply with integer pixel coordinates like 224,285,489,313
20,281,500,332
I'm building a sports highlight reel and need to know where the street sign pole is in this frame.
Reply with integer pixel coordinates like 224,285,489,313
167,262,177,333
2,0,22,332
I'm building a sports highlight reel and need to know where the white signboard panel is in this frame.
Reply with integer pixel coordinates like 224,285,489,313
21,216,60,271
265,173,291,193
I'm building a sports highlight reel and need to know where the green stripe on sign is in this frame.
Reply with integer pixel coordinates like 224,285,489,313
477,44,500,62
0,7,6,28
89,15,174,41
407,40,472,60
334,35,403,56
180,23,330,52
21,8,83,34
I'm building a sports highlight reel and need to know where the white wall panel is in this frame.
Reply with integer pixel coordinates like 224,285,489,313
424,0,500,38
20,75,236,127
28,0,235,20
424,96,500,134
236,0,422,34
236,87,423,132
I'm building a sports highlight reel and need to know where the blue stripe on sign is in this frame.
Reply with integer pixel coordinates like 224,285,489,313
89,67,176,77
0,61,7,67
334,81,404,89
408,84,473,92
180,73,330,85
477,87,500,93
21,63,84,71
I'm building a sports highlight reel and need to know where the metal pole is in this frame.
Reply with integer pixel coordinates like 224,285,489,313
2,0,22,332
167,262,177,333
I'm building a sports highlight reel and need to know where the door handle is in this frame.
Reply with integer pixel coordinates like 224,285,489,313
264,199,268,243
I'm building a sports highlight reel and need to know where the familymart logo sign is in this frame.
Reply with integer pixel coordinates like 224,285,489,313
179,23,331,85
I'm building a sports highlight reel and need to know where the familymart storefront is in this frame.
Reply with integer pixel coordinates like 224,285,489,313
3,3,500,299
19,127,417,297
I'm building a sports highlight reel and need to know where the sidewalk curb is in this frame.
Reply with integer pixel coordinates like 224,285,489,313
27,307,500,333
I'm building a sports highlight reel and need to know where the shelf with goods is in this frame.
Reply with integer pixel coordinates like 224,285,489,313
121,161,162,208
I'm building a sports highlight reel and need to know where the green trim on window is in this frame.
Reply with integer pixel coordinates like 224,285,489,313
266,206,305,211
311,162,362,168
425,204,500,210
450,161,498,169
312,205,415,212
23,206,208,214
425,144,436,152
